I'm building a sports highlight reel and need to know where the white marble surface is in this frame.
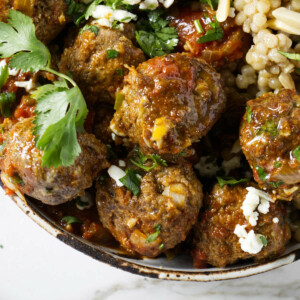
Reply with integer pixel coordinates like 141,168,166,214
1,188,300,300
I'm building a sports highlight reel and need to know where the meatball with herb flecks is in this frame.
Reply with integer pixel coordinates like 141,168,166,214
192,183,291,268
59,23,146,105
240,89,300,201
96,156,203,257
110,53,226,156
0,118,109,205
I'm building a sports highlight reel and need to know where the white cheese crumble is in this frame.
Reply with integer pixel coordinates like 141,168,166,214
107,165,126,187
0,60,19,76
234,224,264,254
14,79,35,92
92,5,137,30
273,217,279,224
241,187,272,226
118,160,126,167
124,0,174,10
222,156,240,175
194,156,220,177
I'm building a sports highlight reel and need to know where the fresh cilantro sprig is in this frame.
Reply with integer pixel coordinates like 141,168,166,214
120,168,141,196
130,148,167,172
255,165,268,181
256,120,278,138
146,224,161,243
62,215,83,225
0,92,16,117
197,17,224,44
259,235,268,247
246,104,252,123
293,146,300,162
0,10,88,168
79,24,99,35
135,9,179,58
278,51,300,62
217,176,249,188
0,63,8,90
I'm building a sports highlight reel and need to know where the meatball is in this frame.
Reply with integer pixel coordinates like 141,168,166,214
96,161,203,257
167,4,250,67
59,24,146,105
0,118,109,205
110,53,226,156
240,89,300,201
0,0,69,44
192,183,291,268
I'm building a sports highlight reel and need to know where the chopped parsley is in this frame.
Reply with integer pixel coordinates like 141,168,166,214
246,104,252,123
256,120,278,138
119,168,141,196
274,160,281,168
130,148,167,172
0,63,8,90
146,224,161,243
79,24,99,35
293,146,300,162
107,49,119,59
259,235,268,247
255,165,268,181
9,175,24,186
278,51,300,62
0,92,16,117
135,9,179,58
194,19,204,33
217,176,249,188
200,0,219,10
268,180,284,189
159,243,165,250
62,216,83,225
0,10,88,168
197,17,224,44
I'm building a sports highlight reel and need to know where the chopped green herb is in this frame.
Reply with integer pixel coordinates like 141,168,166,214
0,10,89,168
178,151,186,157
256,120,278,138
116,68,124,76
62,215,83,225
0,92,16,117
0,140,6,155
278,50,300,62
159,243,165,250
120,168,141,196
0,63,8,90
9,175,24,186
107,49,119,59
293,146,300,162
135,9,178,58
217,176,249,188
79,24,99,35
130,148,167,171
259,235,268,247
114,92,125,110
200,0,219,10
75,197,91,208
194,19,204,33
197,18,224,44
255,165,268,181
258,222,265,227
246,104,252,123
268,180,284,189
274,160,281,168
146,224,161,243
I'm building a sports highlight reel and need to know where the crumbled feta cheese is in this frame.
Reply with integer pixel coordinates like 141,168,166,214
194,156,220,177
273,217,279,224
92,5,137,30
234,224,264,254
124,0,174,9
118,160,126,167
242,187,272,226
108,165,126,187
139,0,159,10
222,156,240,175
14,79,35,92
159,0,174,8
0,60,6,69
111,133,116,141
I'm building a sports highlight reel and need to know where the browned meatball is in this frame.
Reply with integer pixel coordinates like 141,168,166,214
59,24,146,105
96,161,203,257
192,183,291,268
240,89,300,201
0,118,109,205
110,53,226,156
0,0,69,44
167,3,250,67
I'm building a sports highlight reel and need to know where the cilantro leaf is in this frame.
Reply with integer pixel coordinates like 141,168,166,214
0,10,51,72
274,160,281,168
135,9,178,58
32,83,88,167
130,148,167,171
256,120,278,138
62,215,83,225
0,92,16,117
246,104,252,123
293,146,300,162
107,49,119,59
146,224,161,243
217,176,249,188
197,18,224,44
268,180,284,189
278,51,300,62
119,168,141,196
259,235,268,247
79,24,99,35
255,165,268,181
0,63,8,90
